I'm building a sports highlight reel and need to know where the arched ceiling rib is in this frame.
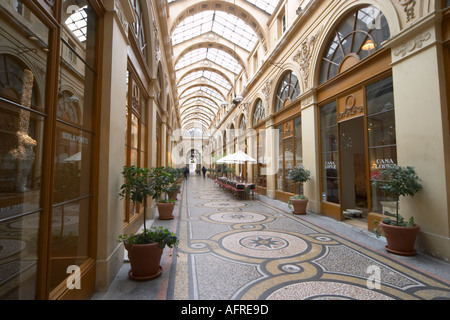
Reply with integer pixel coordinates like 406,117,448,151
168,0,280,133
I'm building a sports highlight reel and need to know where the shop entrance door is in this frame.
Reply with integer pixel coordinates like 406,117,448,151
339,116,368,218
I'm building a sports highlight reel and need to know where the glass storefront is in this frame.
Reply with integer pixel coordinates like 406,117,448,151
319,76,397,216
0,0,99,299
0,1,49,299
276,117,302,195
320,102,339,204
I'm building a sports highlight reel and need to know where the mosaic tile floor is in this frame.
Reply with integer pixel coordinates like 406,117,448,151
170,175,450,300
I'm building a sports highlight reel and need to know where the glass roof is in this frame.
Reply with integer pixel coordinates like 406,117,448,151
180,85,224,101
169,0,281,131
179,70,232,90
65,6,88,42
182,97,219,110
172,11,258,52
176,48,241,74
168,0,279,15
245,0,279,14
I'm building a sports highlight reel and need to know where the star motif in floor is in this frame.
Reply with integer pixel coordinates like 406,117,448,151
241,236,287,250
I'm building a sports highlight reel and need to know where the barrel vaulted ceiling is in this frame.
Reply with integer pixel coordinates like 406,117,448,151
167,0,280,136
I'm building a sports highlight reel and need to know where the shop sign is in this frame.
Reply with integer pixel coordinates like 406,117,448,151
325,161,336,169
62,131,89,145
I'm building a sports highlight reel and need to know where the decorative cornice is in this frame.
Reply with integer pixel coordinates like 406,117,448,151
393,32,431,58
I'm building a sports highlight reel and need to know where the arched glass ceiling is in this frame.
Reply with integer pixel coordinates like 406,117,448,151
175,48,241,74
179,70,232,90
168,0,280,15
182,97,219,110
182,106,216,118
172,11,258,52
245,0,279,14
180,85,224,101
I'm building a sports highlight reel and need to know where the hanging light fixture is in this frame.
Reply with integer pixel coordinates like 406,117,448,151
221,100,228,108
231,0,243,107
232,93,243,105
362,39,375,51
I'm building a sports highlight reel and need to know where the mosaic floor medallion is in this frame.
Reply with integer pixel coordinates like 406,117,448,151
221,231,308,259
208,212,266,223
196,195,227,200
266,281,393,300
201,201,247,208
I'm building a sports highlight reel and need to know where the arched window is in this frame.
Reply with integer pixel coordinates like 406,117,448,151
275,71,300,113
253,98,265,126
58,90,80,124
131,0,147,59
319,5,390,84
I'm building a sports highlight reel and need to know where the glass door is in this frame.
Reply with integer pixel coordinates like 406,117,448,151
339,117,368,216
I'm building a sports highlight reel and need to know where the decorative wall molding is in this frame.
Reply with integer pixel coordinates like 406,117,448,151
393,32,431,57
293,26,323,90
261,79,273,103
153,21,161,63
398,0,417,22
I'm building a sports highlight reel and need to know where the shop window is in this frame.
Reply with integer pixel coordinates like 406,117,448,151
124,74,147,223
320,102,339,204
319,5,390,84
275,71,300,113
276,116,302,194
252,99,265,126
0,0,49,299
49,0,99,294
256,130,267,188
367,76,397,215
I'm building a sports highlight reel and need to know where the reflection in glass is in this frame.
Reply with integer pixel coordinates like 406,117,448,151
367,77,397,213
294,117,303,195
320,102,339,204
0,0,49,299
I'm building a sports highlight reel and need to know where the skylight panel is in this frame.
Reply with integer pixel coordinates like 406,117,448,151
65,5,88,43
172,10,258,51
176,48,241,74
244,0,279,15
180,86,223,100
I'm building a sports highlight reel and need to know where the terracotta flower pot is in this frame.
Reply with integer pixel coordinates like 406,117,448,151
290,198,308,215
168,192,178,200
124,242,163,281
381,222,420,256
157,202,175,220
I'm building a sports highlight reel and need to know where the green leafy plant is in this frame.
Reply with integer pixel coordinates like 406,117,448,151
148,167,176,202
288,166,311,200
118,226,178,249
119,165,151,232
372,165,422,229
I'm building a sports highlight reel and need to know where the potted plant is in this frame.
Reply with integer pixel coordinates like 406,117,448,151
118,166,178,280
118,226,178,281
287,166,311,215
372,165,423,256
149,167,177,220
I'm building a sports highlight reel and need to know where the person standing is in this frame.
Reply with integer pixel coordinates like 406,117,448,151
184,166,189,180
202,166,207,179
